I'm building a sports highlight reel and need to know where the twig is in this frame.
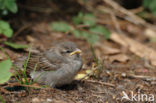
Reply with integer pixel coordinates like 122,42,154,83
84,79,115,87
3,82,51,89
12,24,31,39
103,0,145,25
19,4,54,13
110,12,122,34
129,7,144,14
102,0,156,31
0,87,10,94
127,74,156,81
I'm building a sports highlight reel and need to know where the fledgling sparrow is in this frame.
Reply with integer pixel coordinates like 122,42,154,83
14,42,83,87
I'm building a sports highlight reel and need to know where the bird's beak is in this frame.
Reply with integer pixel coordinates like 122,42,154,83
70,48,81,56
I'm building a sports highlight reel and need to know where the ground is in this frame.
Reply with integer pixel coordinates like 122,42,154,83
1,0,156,103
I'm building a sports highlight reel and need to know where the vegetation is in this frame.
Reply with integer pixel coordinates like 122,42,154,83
143,0,156,17
0,0,17,37
51,12,110,44
0,59,12,84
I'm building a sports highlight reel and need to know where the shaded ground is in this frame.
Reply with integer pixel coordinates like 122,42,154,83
1,0,156,103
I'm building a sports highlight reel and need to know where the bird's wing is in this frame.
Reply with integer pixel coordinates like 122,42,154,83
27,52,63,72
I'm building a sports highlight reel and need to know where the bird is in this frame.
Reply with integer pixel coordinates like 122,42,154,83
14,41,83,87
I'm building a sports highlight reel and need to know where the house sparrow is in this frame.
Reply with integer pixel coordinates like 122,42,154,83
14,42,83,87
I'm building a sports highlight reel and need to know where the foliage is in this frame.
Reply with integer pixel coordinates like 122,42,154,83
0,20,13,37
143,0,156,17
51,12,110,44
4,41,28,49
0,0,18,16
73,12,96,26
0,95,5,103
0,21,27,49
89,25,110,39
51,21,72,32
0,0,18,46
13,47,37,85
0,59,12,84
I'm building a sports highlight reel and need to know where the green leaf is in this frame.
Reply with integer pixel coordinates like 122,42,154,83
72,30,90,38
81,31,90,38
143,0,156,17
0,59,12,84
4,0,18,13
79,31,99,44
72,30,82,38
0,20,13,37
4,41,28,49
87,34,99,44
89,25,110,39
72,30,99,44
0,0,5,9
3,28,13,37
72,12,84,25
72,12,96,26
50,21,71,32
143,0,151,8
83,13,96,26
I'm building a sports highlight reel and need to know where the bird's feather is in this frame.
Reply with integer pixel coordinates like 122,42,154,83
27,52,62,72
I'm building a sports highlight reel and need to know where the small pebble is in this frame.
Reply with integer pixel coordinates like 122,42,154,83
47,98,52,102
32,97,40,102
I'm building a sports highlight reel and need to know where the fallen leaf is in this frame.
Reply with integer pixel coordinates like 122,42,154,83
144,28,156,39
109,54,129,63
110,32,156,66
74,69,93,80
26,35,36,42
74,74,89,80
95,43,121,55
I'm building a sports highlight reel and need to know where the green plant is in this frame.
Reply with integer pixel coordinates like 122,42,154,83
0,0,25,50
13,46,40,86
0,95,5,103
50,12,110,44
0,0,17,38
0,20,28,50
73,12,96,26
51,21,72,32
0,59,12,84
4,41,28,49
0,0,21,50
0,45,28,85
13,47,35,85
143,0,156,17
0,20,13,38
0,0,18,16
0,47,12,84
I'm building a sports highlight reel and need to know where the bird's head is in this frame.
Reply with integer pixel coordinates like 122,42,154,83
55,42,82,60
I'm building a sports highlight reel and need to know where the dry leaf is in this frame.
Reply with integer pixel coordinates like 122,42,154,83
26,35,36,42
144,28,156,38
74,69,94,80
110,32,156,66
74,74,89,80
96,44,121,55
109,54,129,63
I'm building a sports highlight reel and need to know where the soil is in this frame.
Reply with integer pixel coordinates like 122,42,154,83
1,0,156,103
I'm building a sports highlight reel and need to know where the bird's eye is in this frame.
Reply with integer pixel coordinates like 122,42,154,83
66,50,71,53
